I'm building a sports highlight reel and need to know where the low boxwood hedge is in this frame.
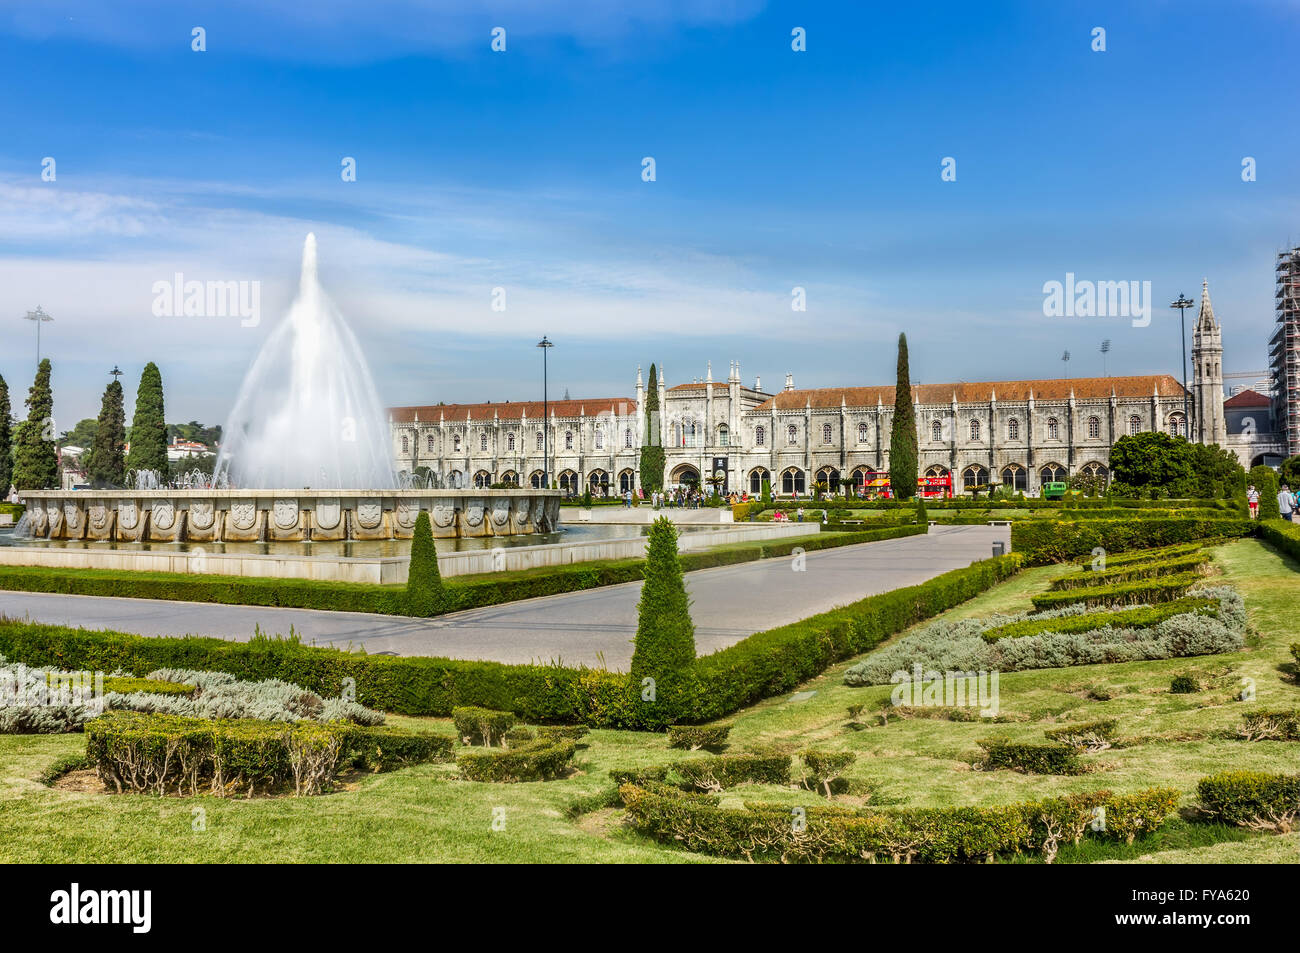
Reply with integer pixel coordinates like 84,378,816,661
1029,571,1205,611
976,740,1084,775
667,724,731,751
457,738,577,782
673,751,791,792
1197,770,1300,833
0,553,1022,729
1072,542,1202,568
99,676,196,697
85,711,451,797
1047,553,1208,591
451,706,517,747
981,597,1218,642
1258,519,1300,565
1012,518,1254,566
617,782,1179,863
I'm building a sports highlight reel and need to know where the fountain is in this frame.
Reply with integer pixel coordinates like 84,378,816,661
16,234,559,542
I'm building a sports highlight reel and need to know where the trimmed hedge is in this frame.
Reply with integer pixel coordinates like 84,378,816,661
977,740,1084,775
1029,572,1204,611
1047,553,1208,591
1197,770,1300,833
451,706,516,747
618,783,1180,863
1043,719,1118,752
99,676,196,697
674,751,792,792
1012,518,1254,565
1073,542,1202,568
0,554,1022,729
0,524,924,618
1258,519,1300,565
667,724,731,751
1238,709,1300,741
981,597,1217,642
84,711,450,796
457,738,577,782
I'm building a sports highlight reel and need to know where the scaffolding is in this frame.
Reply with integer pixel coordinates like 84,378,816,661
1272,246,1300,457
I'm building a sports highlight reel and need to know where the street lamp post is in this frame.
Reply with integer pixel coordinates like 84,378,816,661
1170,294,1195,438
537,336,554,489
22,306,54,369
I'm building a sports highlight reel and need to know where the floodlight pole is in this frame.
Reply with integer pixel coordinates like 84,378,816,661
1170,294,1195,437
537,336,554,488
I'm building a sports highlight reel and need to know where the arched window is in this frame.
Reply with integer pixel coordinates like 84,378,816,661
401,435,409,453
480,432,488,452
473,470,491,488
932,420,943,442
961,464,989,491
970,419,981,441
749,468,770,494
822,423,833,445
1040,462,1066,484
858,422,868,443
1047,417,1059,440
453,433,462,452
507,432,515,452
536,430,544,450
755,425,766,447
787,424,798,445
426,434,435,452
624,428,633,448
1088,416,1100,439
718,424,730,447
1129,415,1141,436
1168,413,1185,437
681,418,698,448
564,430,574,450
1007,418,1019,441
619,470,635,494
1001,464,1027,492
781,469,806,495
595,429,604,450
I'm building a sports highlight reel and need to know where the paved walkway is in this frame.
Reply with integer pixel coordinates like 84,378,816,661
0,525,1008,670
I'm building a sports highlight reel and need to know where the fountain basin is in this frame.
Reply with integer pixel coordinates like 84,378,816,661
17,489,561,542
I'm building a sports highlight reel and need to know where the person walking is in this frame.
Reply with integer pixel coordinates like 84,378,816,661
1280,484,1296,522
1247,484,1260,520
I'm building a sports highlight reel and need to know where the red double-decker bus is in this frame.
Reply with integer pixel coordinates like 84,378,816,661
853,472,953,500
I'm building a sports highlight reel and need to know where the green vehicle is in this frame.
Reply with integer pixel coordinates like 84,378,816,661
1041,481,1068,500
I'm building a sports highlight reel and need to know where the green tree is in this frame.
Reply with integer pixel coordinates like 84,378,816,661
406,510,445,616
1187,443,1246,499
61,417,98,449
639,363,665,494
1109,432,1192,497
126,362,167,474
1279,455,1300,492
630,517,696,725
0,374,11,492
11,359,58,490
889,333,918,500
85,380,127,487
1248,465,1280,520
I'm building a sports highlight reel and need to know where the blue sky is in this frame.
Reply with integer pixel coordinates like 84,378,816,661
1,0,1298,429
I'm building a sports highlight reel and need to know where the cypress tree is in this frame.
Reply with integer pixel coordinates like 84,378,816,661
0,374,11,492
126,362,168,474
1248,465,1280,520
406,510,445,616
889,333,918,501
640,363,665,494
630,517,696,724
11,359,58,490
86,379,127,487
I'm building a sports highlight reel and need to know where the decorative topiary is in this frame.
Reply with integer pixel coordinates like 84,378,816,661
406,510,445,616
452,706,516,747
629,517,696,726
667,723,731,751
800,749,856,798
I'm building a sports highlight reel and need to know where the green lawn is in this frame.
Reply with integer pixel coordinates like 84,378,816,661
2,537,1296,863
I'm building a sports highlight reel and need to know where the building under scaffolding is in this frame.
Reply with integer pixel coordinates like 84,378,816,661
1270,246,1300,458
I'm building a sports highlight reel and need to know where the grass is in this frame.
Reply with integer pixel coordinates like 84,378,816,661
1,537,1296,863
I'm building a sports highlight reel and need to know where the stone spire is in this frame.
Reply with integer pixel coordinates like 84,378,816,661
1191,278,1226,445
1197,278,1218,332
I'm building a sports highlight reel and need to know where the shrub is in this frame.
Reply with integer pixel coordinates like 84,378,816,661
1169,674,1200,694
629,518,697,727
1258,519,1300,566
503,726,536,744
1197,770,1300,833
1237,709,1300,741
1073,543,1202,568
406,510,445,616
100,676,195,697
1048,553,1208,591
1029,572,1204,611
667,724,731,751
84,711,445,797
456,738,577,782
536,724,590,745
673,751,792,793
799,749,856,797
982,597,1218,642
1012,518,1254,566
1248,466,1281,520
1043,719,1118,752
977,740,1084,774
452,706,516,747
1100,788,1182,844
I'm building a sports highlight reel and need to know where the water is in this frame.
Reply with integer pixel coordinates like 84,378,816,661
213,233,395,490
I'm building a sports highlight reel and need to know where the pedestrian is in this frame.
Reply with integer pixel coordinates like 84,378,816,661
1247,484,1259,520
796,506,804,523
1280,484,1296,522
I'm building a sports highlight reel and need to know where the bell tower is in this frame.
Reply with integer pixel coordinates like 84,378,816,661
1191,279,1226,444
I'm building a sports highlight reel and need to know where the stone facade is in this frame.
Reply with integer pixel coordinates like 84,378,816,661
392,361,1200,497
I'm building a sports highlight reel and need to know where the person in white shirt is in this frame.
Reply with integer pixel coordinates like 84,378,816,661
1247,484,1259,519
1280,484,1297,522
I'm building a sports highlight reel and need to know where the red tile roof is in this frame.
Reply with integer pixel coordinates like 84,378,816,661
389,398,635,423
752,375,1184,412
1223,388,1271,409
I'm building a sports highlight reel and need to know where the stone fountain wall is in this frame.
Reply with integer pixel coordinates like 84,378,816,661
16,489,562,542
